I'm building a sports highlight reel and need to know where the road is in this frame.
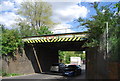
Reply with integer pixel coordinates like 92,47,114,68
2,64,87,81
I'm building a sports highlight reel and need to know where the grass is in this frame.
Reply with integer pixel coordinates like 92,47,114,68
0,70,22,77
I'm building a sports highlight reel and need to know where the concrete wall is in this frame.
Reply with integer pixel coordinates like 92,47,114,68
86,47,107,79
2,45,36,74
2,44,59,74
86,47,98,79
86,47,120,79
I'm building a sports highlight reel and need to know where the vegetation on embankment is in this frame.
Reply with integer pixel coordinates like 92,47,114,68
0,70,22,77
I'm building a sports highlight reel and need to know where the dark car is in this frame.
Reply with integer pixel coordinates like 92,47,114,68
50,63,65,72
62,65,82,76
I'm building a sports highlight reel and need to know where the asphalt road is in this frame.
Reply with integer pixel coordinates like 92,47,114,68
2,64,87,81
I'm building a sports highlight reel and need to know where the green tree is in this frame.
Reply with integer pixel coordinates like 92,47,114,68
37,26,53,35
0,24,22,55
17,1,54,35
16,21,34,37
80,53,86,60
109,2,120,61
77,2,120,61
59,51,83,64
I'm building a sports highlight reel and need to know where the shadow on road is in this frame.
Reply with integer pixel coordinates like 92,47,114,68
2,66,87,81
41,72,63,76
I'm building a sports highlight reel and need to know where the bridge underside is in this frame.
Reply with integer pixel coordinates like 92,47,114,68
24,40,87,73
23,32,88,72
22,32,120,79
34,40,87,51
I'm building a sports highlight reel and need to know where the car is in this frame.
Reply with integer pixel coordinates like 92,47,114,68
62,65,82,76
50,63,65,72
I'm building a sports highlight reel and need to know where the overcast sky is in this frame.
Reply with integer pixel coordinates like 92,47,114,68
0,0,119,34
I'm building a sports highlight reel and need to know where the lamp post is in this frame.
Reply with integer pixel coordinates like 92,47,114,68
104,22,109,59
106,22,108,54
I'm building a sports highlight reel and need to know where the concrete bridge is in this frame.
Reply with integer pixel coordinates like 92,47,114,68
22,32,88,73
22,32,119,79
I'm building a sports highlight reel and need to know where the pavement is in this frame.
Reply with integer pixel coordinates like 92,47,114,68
2,73,64,79
2,64,86,81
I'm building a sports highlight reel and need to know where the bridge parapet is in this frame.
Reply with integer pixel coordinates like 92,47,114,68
22,32,88,43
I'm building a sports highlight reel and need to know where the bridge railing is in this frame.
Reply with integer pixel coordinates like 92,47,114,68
22,32,88,43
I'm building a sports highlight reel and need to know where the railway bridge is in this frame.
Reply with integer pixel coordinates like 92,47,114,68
22,32,88,73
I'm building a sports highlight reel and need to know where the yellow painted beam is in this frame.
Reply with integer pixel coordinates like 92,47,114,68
35,40,38,43
40,39,44,42
76,37,81,41
61,38,65,42
27,40,30,43
51,39,55,42
64,38,69,41
68,37,73,41
54,38,58,42
38,39,41,43
47,39,51,42
58,38,62,42
30,40,33,43
72,37,77,41
44,39,47,42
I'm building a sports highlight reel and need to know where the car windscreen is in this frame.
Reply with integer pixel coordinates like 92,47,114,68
68,65,77,68
64,65,77,71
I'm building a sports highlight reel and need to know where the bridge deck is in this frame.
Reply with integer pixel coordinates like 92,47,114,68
22,32,88,43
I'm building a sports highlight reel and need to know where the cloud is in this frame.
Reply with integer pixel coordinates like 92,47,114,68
0,0,89,33
51,2,89,23
50,2,89,33
0,1,15,12
82,0,119,2
0,0,23,28
14,0,24,4
51,23,76,34
83,0,101,2
0,12,20,28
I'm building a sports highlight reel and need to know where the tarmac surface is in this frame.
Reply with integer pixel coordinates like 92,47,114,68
2,64,86,81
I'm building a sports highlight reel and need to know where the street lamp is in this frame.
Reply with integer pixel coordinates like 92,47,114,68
104,22,109,59
105,22,109,54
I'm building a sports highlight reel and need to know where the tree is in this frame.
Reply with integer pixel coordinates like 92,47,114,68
77,2,120,61
109,2,120,61
59,51,84,64
17,1,54,35
16,20,53,37
0,24,22,55
16,21,34,37
37,26,53,35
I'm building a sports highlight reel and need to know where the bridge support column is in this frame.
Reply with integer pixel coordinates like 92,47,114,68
24,44,59,73
35,44,59,72
86,47,109,79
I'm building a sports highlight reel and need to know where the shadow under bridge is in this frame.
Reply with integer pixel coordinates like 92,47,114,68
22,32,88,73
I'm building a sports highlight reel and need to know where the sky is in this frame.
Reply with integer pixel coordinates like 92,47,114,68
0,0,119,34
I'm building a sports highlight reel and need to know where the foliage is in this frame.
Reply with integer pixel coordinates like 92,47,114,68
17,1,55,35
80,53,86,60
0,70,21,77
79,2,115,46
16,21,34,37
1,1,54,56
16,21,53,37
0,24,23,55
77,2,120,61
1,25,52,56
59,51,85,64
37,26,53,35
